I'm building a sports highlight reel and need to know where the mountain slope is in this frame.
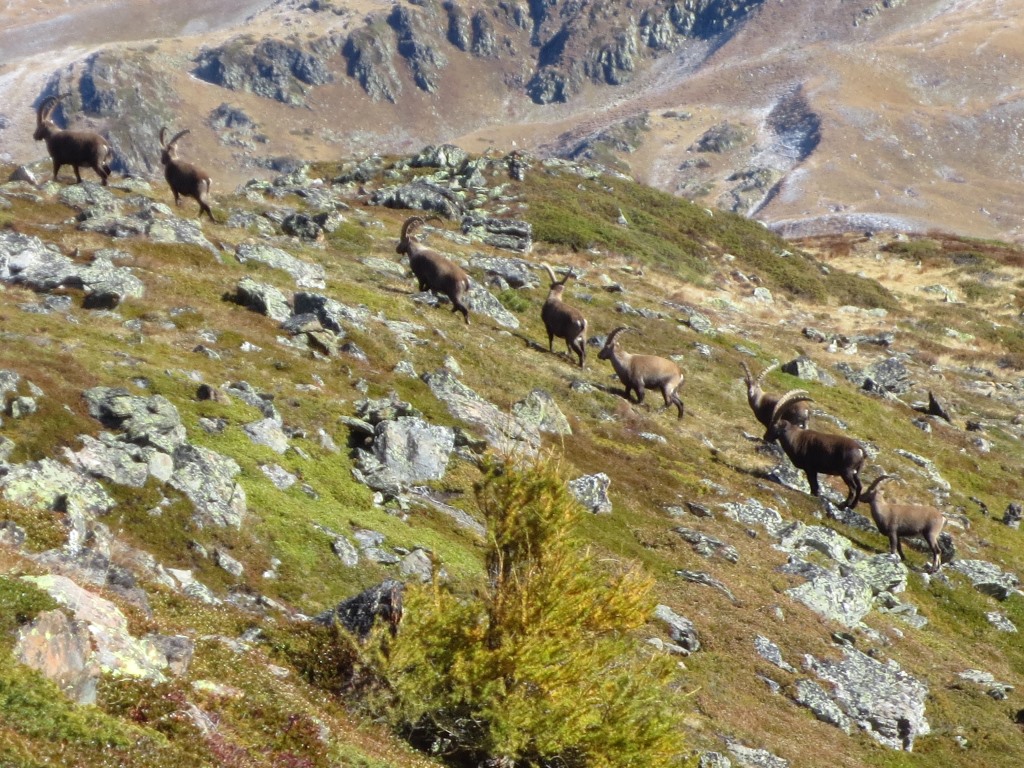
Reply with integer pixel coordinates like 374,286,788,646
2,148,1024,765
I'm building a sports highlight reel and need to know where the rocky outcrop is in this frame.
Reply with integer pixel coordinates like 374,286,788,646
194,37,336,106
0,232,144,308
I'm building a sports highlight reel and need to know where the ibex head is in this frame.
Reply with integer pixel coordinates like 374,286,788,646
160,127,191,166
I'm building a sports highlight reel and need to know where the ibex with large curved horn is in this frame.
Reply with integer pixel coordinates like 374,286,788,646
859,475,948,571
160,127,214,220
598,326,684,418
396,216,471,324
741,361,811,434
765,389,866,508
33,94,113,186
540,263,587,368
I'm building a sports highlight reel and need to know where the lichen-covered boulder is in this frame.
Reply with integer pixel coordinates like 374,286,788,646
802,645,930,750
83,388,187,454
235,242,326,288
373,417,455,485
170,444,247,528
568,473,612,514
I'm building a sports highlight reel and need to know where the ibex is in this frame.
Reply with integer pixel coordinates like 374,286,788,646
598,327,684,418
740,361,811,434
766,389,866,508
396,216,471,324
33,94,113,186
541,263,587,368
160,127,214,220
859,475,948,571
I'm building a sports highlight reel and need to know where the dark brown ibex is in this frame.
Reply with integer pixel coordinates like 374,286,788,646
541,263,587,368
765,389,866,508
860,475,948,571
160,127,214,220
396,216,471,324
740,361,811,435
598,326,684,418
33,94,113,186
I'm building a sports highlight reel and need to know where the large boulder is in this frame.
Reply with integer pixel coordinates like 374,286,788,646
372,417,455,485
802,645,930,751
169,444,247,528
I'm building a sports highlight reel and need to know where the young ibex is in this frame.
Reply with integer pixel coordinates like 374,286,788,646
860,475,947,571
766,389,866,508
740,361,811,434
541,263,588,368
160,127,214,221
598,326,685,418
33,94,113,186
396,216,471,324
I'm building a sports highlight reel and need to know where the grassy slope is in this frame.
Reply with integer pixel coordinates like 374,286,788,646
1,157,1024,766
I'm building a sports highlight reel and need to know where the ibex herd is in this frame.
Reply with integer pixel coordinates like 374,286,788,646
26,96,951,572
31,97,214,221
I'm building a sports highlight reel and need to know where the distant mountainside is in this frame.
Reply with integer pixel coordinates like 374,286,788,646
1,0,1023,238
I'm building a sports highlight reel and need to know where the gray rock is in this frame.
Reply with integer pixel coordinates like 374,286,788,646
726,742,789,768
1001,502,1022,529
793,678,852,733
9,396,37,418
234,242,326,288
214,548,245,578
986,611,1017,632
230,277,292,322
0,520,26,549
675,570,736,602
780,355,822,382
293,291,371,333
460,215,533,252
698,753,732,768
373,417,455,485
260,463,298,490
863,357,912,395
331,536,359,567
244,418,291,454
511,389,572,436
423,369,540,454
399,548,434,582
468,254,539,288
754,635,797,673
0,231,144,307
785,564,875,628
411,144,468,170
804,645,930,750
372,180,464,219
719,498,786,537
145,634,194,677
674,527,739,562
653,604,700,653
83,388,187,454
568,473,612,514
463,284,520,329
958,669,1014,700
946,559,1021,599
63,433,152,488
775,522,860,563
225,382,280,421
169,444,247,528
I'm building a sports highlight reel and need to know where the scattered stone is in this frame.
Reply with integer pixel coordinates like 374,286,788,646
260,463,298,490
958,669,1014,700
675,570,736,602
234,242,326,288
214,549,244,578
946,559,1020,599
725,741,789,768
229,276,292,322
169,444,247,529
793,678,852,733
568,473,612,514
511,389,572,436
674,527,739,562
755,635,797,673
986,612,1017,632
244,418,291,454
653,604,700,653
1001,502,1022,529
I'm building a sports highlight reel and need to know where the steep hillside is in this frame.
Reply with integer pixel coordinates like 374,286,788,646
3,148,1024,766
